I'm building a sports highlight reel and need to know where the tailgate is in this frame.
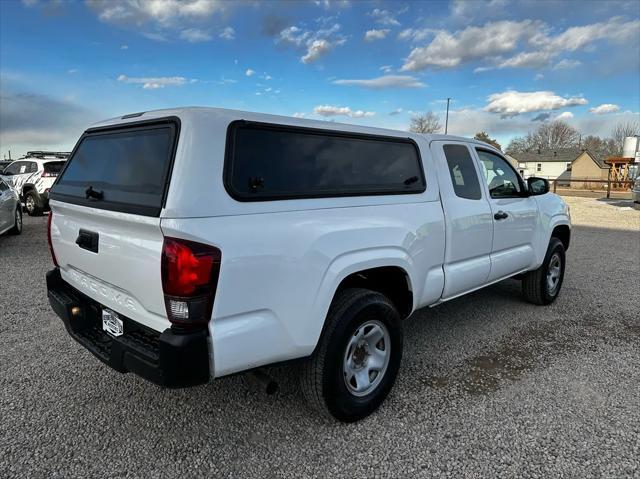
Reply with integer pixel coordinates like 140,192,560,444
48,117,180,333
50,202,169,332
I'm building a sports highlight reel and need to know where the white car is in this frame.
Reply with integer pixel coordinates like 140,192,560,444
0,178,22,236
1,154,67,216
46,108,571,422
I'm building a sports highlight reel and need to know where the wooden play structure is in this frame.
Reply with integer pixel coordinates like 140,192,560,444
605,157,635,189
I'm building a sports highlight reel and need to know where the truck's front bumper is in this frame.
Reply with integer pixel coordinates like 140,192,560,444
46,268,210,388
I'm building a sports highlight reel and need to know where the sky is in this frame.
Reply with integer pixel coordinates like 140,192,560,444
1,0,639,158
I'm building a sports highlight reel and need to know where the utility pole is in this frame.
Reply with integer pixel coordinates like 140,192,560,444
445,98,451,134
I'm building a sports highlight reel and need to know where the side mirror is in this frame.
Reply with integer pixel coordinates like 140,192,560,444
527,177,550,195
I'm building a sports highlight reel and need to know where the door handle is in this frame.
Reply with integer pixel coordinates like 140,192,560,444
494,211,509,220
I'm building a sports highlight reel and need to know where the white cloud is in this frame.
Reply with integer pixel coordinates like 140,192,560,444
589,104,621,114
571,110,640,138
450,0,510,19
545,16,640,51
397,28,432,42
142,32,168,42
314,105,375,118
302,39,331,64
68,69,78,74
313,0,350,9
245,68,255,77
117,74,188,89
389,108,403,116
180,28,212,42
497,51,552,69
552,59,581,70
120,44,129,50
86,0,225,27
333,75,426,89
379,65,393,73
219,26,235,40
534,73,544,81
554,111,574,121
292,112,306,118
402,20,540,71
368,8,400,27
364,29,389,42
401,16,640,72
484,90,588,118
277,23,346,64
446,107,534,139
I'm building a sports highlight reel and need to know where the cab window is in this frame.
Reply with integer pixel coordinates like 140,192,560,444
443,144,482,200
476,150,522,198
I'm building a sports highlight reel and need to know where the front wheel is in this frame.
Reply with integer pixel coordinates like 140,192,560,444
9,207,22,235
300,288,403,422
522,238,566,305
25,191,43,216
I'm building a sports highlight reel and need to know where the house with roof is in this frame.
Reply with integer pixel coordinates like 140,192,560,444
570,150,610,188
509,148,582,181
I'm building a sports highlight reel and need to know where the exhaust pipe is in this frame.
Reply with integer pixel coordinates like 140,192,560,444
251,369,279,395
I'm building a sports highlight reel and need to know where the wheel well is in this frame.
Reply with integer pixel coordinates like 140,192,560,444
552,225,570,251
335,266,413,318
20,184,36,200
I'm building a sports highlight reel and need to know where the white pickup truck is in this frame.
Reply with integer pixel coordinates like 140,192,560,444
46,108,570,422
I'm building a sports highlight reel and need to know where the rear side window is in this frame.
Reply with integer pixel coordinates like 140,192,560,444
443,145,482,200
44,161,65,175
51,121,178,216
225,122,425,200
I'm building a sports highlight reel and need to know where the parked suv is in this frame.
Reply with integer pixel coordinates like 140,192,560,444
1,152,67,216
46,108,571,421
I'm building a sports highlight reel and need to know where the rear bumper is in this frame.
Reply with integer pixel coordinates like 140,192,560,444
46,268,210,388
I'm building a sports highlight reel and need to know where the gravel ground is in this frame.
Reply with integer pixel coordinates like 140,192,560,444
1,196,639,478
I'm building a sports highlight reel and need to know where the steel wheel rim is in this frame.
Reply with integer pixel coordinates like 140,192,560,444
343,320,391,397
26,196,34,213
546,253,562,295
15,209,22,230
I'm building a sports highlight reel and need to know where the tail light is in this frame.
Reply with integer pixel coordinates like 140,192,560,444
41,171,57,178
161,237,221,329
47,212,59,267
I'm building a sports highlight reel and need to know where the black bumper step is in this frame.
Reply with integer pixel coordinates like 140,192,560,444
46,268,210,388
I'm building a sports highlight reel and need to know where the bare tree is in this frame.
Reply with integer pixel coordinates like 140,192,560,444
532,121,580,149
409,111,442,134
474,131,501,150
506,121,579,153
505,136,530,154
582,135,619,159
611,121,640,154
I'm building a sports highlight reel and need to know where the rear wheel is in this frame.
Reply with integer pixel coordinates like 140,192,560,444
300,288,403,422
25,191,43,216
522,237,565,305
9,207,22,235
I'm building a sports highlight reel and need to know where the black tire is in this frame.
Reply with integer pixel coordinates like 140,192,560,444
300,288,403,422
522,237,565,305
8,207,22,235
25,191,43,216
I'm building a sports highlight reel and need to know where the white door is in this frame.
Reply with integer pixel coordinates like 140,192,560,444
431,141,493,299
473,148,539,281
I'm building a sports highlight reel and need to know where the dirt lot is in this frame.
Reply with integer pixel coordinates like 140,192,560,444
1,196,638,478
